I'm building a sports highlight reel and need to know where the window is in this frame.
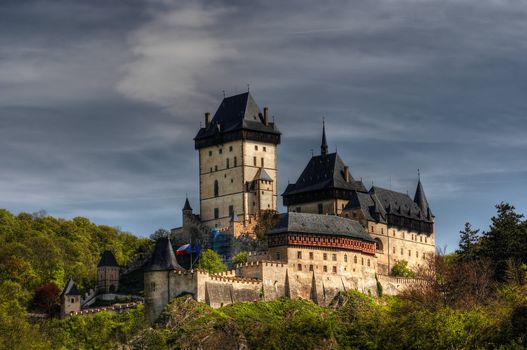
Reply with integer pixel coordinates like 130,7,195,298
416,251,419,258
214,165,218,171
332,266,337,273
323,266,328,272
409,250,411,257
309,264,313,271
263,146,266,152
150,282,156,292
318,203,323,214
255,145,258,150
297,264,302,271
219,148,223,154
375,238,383,252
361,258,364,265
226,158,230,168
422,253,426,259
71,298,75,303
401,248,403,255
234,156,237,167
367,259,370,267
261,157,264,167
309,252,314,260
214,180,219,197
297,251,302,259
354,256,357,264
214,208,219,219
229,146,233,152
393,230,396,236
381,228,384,234
332,254,337,261
344,254,348,262
323,253,327,260
425,237,428,243
420,236,422,242
209,150,212,156
253,156,257,166
393,246,396,254
210,167,212,172
229,205,234,217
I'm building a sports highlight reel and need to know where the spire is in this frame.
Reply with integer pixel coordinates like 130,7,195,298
182,195,192,212
414,174,432,219
321,118,328,156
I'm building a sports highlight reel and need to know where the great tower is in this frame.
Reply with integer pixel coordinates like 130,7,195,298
194,92,281,229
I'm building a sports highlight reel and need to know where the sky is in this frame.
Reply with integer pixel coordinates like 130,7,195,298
1,0,526,251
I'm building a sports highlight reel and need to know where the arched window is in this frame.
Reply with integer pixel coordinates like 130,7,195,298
214,180,219,197
374,238,384,253
354,256,357,264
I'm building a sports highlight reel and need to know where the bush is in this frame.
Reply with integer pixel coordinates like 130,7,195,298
197,249,226,273
391,260,415,277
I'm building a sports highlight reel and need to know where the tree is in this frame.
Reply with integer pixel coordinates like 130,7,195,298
479,203,527,280
231,251,248,266
150,228,170,241
456,222,480,261
197,249,226,273
33,283,60,315
391,260,415,277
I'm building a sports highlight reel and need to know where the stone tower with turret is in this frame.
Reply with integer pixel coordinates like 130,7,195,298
194,92,281,229
144,237,182,323
97,250,120,293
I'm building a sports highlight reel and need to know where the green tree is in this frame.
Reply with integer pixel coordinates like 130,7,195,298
391,260,415,277
231,251,248,266
197,249,226,273
456,222,480,261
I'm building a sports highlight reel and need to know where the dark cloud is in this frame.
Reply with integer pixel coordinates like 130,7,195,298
1,0,526,250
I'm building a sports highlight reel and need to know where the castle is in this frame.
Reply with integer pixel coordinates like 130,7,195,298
145,92,436,322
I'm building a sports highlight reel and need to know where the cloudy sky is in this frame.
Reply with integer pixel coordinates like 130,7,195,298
1,0,526,250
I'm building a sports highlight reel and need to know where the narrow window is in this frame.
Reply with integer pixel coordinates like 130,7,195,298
361,257,364,265
234,156,237,167
229,205,234,217
214,208,219,219
409,250,411,257
150,282,156,292
297,251,302,259
309,265,313,271
263,146,266,152
261,157,264,167
323,253,327,260
416,251,419,258
226,158,230,168
354,256,357,264
344,254,348,262
214,165,218,171
71,298,75,303
229,146,233,152
393,246,396,254
253,156,257,166
332,266,337,273
318,203,323,214
209,150,212,156
297,264,302,271
401,248,403,255
381,228,384,234
367,259,370,267
219,148,222,154
214,180,219,197
255,145,258,150
309,252,314,260
332,254,337,261
371,226,374,233
323,266,328,272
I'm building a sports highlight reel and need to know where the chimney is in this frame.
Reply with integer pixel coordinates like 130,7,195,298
343,166,350,182
204,112,211,128
263,107,269,126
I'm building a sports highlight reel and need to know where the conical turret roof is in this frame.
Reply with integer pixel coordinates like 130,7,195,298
144,237,182,272
183,197,192,211
414,178,433,219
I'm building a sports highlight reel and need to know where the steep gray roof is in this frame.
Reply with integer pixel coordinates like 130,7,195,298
194,92,280,141
346,186,433,223
268,212,374,242
144,237,182,272
254,167,273,182
61,278,80,297
282,152,366,196
97,250,118,267
414,179,433,219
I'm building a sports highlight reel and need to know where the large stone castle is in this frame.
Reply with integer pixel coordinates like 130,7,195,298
145,92,435,322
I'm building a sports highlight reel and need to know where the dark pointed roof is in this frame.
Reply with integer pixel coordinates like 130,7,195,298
345,186,433,223
321,120,328,156
144,237,182,272
97,250,118,267
282,152,367,197
268,212,374,243
194,92,280,146
414,179,432,218
183,197,193,211
61,278,80,297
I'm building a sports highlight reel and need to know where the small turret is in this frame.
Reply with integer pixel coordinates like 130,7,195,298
414,174,433,220
60,278,81,318
182,196,193,226
97,250,119,294
144,237,182,323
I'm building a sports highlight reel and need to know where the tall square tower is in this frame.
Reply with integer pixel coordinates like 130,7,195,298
194,92,281,229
